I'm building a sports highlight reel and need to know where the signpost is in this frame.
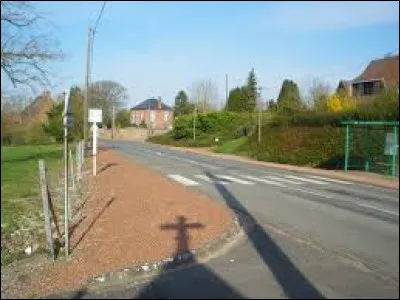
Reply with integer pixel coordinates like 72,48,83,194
89,109,102,176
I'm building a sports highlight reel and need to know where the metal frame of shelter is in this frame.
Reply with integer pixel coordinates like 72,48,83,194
342,120,399,177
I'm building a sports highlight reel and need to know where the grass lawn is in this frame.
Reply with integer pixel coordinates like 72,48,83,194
1,144,65,265
213,136,249,155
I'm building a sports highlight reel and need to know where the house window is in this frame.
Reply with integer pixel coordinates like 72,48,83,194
131,112,136,124
363,82,374,96
164,111,169,122
150,111,156,122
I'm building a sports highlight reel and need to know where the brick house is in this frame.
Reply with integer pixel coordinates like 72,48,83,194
21,90,54,125
337,55,399,98
130,97,174,130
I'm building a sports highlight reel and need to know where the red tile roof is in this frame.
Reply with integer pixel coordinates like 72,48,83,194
353,55,399,86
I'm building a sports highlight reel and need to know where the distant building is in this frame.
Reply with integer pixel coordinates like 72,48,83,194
130,97,174,130
337,55,399,98
21,90,54,125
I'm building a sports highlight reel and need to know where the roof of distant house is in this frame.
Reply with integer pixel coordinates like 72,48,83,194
131,98,173,111
353,55,399,86
21,90,54,124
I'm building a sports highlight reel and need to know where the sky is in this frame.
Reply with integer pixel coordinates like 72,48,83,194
3,1,399,108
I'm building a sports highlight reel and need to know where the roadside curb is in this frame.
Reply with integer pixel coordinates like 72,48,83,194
163,145,399,190
58,213,244,296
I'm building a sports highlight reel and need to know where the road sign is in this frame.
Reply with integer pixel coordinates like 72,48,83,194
63,114,73,127
63,89,72,116
89,109,102,123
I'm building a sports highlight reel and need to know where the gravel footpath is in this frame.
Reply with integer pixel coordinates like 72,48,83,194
1,148,233,298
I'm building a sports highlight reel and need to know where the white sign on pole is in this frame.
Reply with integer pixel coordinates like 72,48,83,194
385,133,398,155
63,89,73,127
63,89,71,115
89,109,102,123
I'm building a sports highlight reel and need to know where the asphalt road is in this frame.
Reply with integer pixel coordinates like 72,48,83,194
68,139,399,299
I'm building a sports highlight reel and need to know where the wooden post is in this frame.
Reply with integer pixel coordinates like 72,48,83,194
81,140,85,172
38,160,55,260
69,149,75,220
76,143,81,183
69,149,76,191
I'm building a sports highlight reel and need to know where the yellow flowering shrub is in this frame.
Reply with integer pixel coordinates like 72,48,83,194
326,94,356,112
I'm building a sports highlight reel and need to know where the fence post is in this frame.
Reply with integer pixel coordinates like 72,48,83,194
69,149,75,221
392,125,398,177
38,160,55,260
81,140,84,171
69,149,76,191
344,124,350,172
76,142,81,183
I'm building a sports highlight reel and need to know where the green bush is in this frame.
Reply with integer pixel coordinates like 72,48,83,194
247,125,345,167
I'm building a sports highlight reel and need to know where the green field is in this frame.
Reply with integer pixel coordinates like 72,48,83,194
1,144,64,265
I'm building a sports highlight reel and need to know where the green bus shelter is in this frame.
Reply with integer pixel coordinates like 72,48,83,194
342,121,399,177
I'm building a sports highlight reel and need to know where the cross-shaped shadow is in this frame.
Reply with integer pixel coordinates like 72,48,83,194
133,215,245,299
160,215,203,264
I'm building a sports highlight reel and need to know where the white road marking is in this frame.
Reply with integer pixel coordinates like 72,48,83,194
305,175,353,185
167,174,199,186
216,175,255,185
352,202,399,216
171,156,220,170
265,176,304,185
284,175,329,185
287,187,399,217
240,175,284,187
287,187,333,198
194,174,229,185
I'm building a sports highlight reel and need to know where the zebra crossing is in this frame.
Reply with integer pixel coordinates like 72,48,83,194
167,173,354,188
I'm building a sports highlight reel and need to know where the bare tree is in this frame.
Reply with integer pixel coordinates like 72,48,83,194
89,80,128,126
189,79,219,114
1,1,63,91
308,78,331,111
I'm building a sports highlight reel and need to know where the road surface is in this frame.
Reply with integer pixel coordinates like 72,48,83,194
63,139,399,299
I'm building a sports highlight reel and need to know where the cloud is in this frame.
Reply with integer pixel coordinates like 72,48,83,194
265,1,399,31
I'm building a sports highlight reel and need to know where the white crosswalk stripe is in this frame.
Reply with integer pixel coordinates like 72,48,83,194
284,175,329,185
194,174,230,185
264,176,304,184
305,175,353,185
215,175,255,185
167,174,199,186
167,173,352,188
240,175,284,187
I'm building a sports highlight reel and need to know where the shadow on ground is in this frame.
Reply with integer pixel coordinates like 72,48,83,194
72,197,116,252
97,163,118,175
205,172,324,299
45,172,325,299
46,215,244,299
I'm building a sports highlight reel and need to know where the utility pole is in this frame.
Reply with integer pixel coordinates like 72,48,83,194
258,87,263,144
84,27,92,145
225,74,228,105
111,104,115,140
193,103,197,140
147,99,151,137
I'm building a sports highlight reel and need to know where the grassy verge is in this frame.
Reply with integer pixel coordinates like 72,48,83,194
213,136,249,155
1,144,64,266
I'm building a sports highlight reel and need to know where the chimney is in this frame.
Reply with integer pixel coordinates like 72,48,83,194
43,89,50,99
157,97,162,109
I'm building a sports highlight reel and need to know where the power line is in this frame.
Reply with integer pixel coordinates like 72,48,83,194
93,1,106,36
